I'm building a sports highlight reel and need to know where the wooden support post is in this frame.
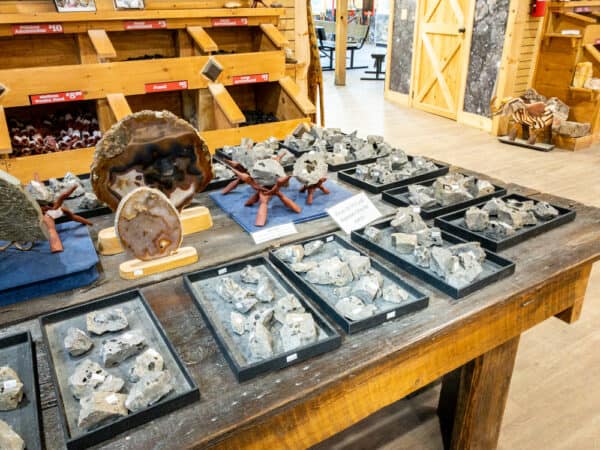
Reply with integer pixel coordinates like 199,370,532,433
260,24,289,49
187,26,219,53
176,29,195,57
0,106,12,157
106,93,132,122
87,29,117,61
438,336,520,450
278,77,316,115
294,0,310,97
208,83,246,128
77,34,97,64
335,0,348,86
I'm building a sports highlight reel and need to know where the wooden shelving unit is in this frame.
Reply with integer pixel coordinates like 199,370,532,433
0,0,314,182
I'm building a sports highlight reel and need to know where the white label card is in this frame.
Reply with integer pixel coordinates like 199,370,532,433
218,268,228,275
386,311,396,320
251,222,298,244
326,193,382,234
286,353,298,363
3,380,17,390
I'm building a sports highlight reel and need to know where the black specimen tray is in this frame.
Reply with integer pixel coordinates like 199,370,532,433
269,234,430,334
205,161,236,191
327,154,378,172
40,290,199,450
351,220,515,299
337,157,450,193
279,142,316,156
51,174,111,223
184,256,341,382
0,331,43,450
381,176,507,219
434,194,577,252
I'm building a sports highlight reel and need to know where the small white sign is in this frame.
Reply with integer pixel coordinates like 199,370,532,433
286,353,298,363
561,29,581,36
326,236,334,243
412,206,421,214
326,193,382,234
386,311,396,320
251,222,298,245
218,267,228,275
3,380,17,390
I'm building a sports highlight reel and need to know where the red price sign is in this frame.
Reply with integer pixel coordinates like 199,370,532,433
211,17,248,27
124,20,167,30
11,23,63,35
144,80,189,93
232,73,269,85
30,90,84,105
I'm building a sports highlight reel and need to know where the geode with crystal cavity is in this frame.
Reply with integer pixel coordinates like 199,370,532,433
0,367,23,411
64,327,93,357
115,187,182,261
91,110,212,211
125,370,173,412
280,313,318,352
101,331,146,367
77,392,128,430
68,359,124,399
465,207,489,231
0,419,24,450
335,296,377,321
293,153,328,186
128,349,164,382
251,159,286,187
306,257,353,286
86,309,128,335
248,323,273,360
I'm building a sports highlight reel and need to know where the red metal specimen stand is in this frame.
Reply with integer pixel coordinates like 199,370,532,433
299,177,330,205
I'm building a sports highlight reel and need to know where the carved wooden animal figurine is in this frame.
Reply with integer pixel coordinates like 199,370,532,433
491,96,553,145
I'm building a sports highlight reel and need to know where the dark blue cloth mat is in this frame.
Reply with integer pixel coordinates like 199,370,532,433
210,178,353,233
0,222,99,306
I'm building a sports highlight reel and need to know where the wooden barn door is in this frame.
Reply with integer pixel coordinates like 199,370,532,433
412,0,473,119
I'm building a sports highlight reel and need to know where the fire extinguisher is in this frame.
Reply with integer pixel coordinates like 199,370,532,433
531,0,547,18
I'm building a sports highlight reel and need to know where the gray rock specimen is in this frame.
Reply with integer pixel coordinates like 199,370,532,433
101,331,146,367
0,170,49,243
214,162,234,180
353,273,382,303
465,207,489,231
0,367,24,411
476,180,495,196
414,245,431,268
256,277,274,302
64,327,94,357
276,245,304,264
25,179,53,203
86,309,128,335
240,265,262,284
233,297,257,314
125,370,173,412
558,121,591,138
215,277,253,304
430,247,455,279
483,197,504,215
248,323,273,360
364,226,382,243
274,294,305,323
47,178,66,194
391,232,418,254
78,192,102,210
128,349,164,382
291,261,318,272
533,201,559,220
245,308,274,331
449,242,486,263
497,205,524,230
63,172,86,197
335,296,377,321
408,185,437,208
305,257,354,287
68,359,124,399
338,249,371,278
78,392,128,429
251,159,286,186
0,419,24,450
416,227,443,247
430,243,485,287
280,313,318,352
230,311,246,335
390,208,428,233
293,153,328,186
433,175,473,206
382,284,410,303
303,239,324,256
278,149,295,166
485,220,515,238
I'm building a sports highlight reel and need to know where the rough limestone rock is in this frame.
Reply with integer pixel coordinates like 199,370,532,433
0,170,49,243
476,180,495,196
87,309,128,335
290,261,318,273
128,349,164,382
0,419,24,450
250,159,286,187
391,232,418,254
280,313,318,352
0,367,24,411
335,296,377,321
338,249,371,278
78,392,128,429
465,207,489,231
303,239,324,256
276,245,304,264
293,153,328,186
215,277,253,304
353,273,382,303
240,265,261,284
449,242,486,263
101,331,146,367
68,359,124,399
91,110,212,211
485,220,515,238
533,201,559,220
64,327,94,357
233,297,258,314
447,252,483,288
274,294,305,323
115,187,182,261
482,197,504,216
230,311,246,335
248,323,273,360
245,309,274,332
416,227,443,248
382,284,409,304
408,185,437,208
497,205,524,230
125,370,173,412
306,257,354,287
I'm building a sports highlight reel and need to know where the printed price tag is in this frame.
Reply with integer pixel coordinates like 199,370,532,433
211,17,248,27
218,267,228,275
30,90,84,105
325,236,334,242
326,193,382,234
561,29,581,36
12,23,63,35
3,380,17,390
144,80,188,93
232,73,269,85
286,353,298,363
124,20,167,30
386,311,396,320
412,206,421,214
251,222,297,244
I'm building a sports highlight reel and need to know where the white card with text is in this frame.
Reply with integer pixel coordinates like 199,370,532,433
326,193,382,234
251,222,298,244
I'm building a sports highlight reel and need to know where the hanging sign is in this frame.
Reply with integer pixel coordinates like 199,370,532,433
232,73,269,85
11,23,64,35
30,90,84,105
144,80,188,93
211,17,248,27
123,20,167,30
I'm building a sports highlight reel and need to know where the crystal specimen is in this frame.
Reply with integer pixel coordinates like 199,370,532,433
364,226,382,243
291,261,318,272
240,265,262,284
303,239,324,256
276,245,305,264
533,201,559,220
230,311,246,335
391,232,418,254
256,277,275,302
77,192,102,210
390,208,428,233
248,323,273,360
353,273,382,303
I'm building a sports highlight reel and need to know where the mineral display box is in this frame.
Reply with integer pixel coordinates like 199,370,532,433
184,256,342,382
434,194,577,252
0,331,43,450
40,289,200,450
269,234,430,334
351,220,516,299
381,176,507,219
337,157,450,193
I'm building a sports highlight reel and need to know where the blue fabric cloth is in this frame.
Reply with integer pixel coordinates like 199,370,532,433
210,178,353,233
0,222,99,306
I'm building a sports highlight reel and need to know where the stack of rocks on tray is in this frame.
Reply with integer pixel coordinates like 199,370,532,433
64,308,173,430
408,173,495,208
464,197,560,238
9,112,102,157
221,137,295,168
354,150,438,185
214,264,318,361
324,132,393,166
277,239,410,322
0,366,26,450
213,160,235,181
25,172,102,210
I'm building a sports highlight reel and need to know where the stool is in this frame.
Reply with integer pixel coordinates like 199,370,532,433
361,53,386,81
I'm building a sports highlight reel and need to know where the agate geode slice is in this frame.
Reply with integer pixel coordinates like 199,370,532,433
91,110,213,211
115,187,182,261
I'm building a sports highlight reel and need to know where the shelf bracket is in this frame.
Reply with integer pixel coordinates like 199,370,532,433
0,106,12,157
106,93,132,122
187,26,219,54
563,12,597,24
208,83,246,128
260,24,289,49
87,29,117,61
278,76,316,115
585,44,600,65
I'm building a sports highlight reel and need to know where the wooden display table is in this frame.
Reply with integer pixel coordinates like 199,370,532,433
1,166,599,449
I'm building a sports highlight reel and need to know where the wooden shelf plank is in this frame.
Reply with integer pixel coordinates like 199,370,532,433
585,43,600,64
260,23,289,48
0,106,11,156
278,76,316,115
564,12,598,23
106,93,133,121
87,29,117,59
208,83,246,125
187,26,219,53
